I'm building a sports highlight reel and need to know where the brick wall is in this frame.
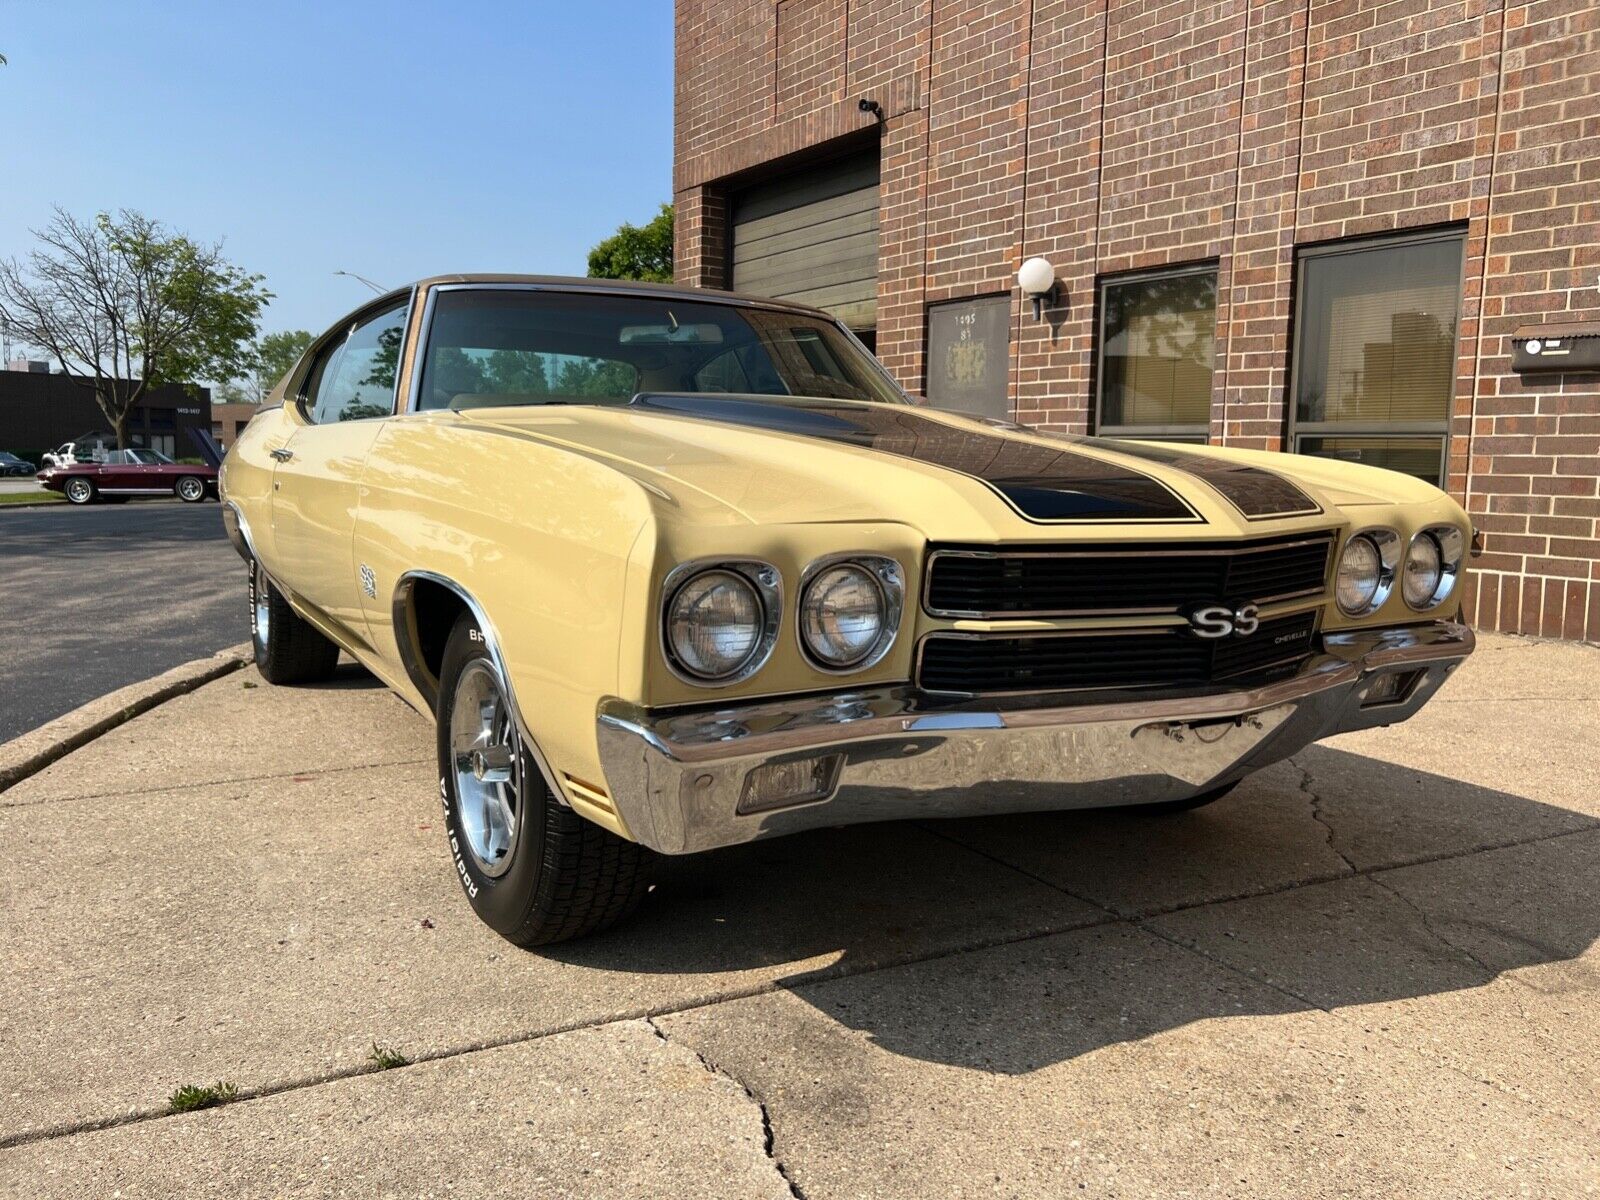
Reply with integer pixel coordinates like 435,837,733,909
674,0,1600,641
1465,0,1600,640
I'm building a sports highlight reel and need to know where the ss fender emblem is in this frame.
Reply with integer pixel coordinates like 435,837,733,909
1188,602,1261,639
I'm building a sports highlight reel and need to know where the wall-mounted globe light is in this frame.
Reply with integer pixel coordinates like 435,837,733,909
1017,256,1057,321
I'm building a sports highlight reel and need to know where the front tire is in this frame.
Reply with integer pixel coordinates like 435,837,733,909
64,478,96,505
249,559,340,684
436,614,651,946
175,476,206,503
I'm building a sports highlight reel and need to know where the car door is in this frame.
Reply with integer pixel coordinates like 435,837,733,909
96,450,141,491
270,297,410,637
125,449,170,490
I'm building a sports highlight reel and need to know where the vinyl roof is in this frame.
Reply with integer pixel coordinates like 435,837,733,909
409,273,831,316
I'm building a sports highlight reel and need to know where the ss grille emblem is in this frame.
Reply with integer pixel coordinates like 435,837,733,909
1188,602,1260,639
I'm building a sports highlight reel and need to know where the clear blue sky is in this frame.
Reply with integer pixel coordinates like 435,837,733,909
0,0,674,338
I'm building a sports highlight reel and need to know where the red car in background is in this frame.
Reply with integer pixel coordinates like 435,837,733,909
37,448,219,505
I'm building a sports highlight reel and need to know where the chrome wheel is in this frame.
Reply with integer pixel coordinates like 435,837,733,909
253,560,271,647
65,478,93,504
176,476,204,502
449,659,521,878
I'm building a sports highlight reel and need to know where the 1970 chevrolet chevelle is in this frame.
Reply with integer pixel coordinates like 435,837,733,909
222,275,1474,945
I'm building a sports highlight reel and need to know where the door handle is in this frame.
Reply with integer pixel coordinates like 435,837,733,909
269,447,294,462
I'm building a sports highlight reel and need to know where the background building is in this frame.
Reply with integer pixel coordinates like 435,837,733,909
0,366,212,460
674,0,1600,640
211,402,259,449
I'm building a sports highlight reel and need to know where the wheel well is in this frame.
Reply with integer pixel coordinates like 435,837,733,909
400,577,470,708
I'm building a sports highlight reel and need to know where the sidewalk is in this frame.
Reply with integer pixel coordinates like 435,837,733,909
1,635,1597,1197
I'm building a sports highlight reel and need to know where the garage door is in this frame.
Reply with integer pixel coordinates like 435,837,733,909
730,152,880,333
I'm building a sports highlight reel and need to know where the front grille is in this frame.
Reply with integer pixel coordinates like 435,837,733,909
924,532,1334,618
916,610,1319,696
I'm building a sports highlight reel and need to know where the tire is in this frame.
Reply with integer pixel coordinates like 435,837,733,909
1131,780,1239,815
175,476,206,503
249,558,340,684
63,477,96,505
436,613,651,946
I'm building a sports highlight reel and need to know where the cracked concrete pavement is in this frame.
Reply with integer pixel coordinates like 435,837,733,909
0,632,1597,1197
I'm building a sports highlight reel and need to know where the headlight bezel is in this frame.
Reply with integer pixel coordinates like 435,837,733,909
1335,528,1401,617
660,558,782,686
798,553,904,674
1403,525,1465,611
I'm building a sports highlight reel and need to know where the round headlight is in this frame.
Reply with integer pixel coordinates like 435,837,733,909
667,569,764,680
1336,535,1383,615
801,564,886,668
1403,533,1443,609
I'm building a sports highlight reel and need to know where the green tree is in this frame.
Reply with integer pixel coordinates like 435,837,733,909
0,209,268,448
555,357,636,398
212,379,255,406
586,204,674,283
429,346,492,399
484,349,550,394
254,329,315,400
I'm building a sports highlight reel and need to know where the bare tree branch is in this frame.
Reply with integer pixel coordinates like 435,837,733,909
0,209,269,447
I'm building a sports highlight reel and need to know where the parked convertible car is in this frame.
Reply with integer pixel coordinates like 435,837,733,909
222,275,1474,946
37,447,218,504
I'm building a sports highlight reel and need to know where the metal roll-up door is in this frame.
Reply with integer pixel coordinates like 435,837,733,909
730,151,880,332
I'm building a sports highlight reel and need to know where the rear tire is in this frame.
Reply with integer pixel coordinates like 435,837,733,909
64,478,96,505
1131,780,1239,815
175,476,206,503
249,559,340,684
436,613,651,946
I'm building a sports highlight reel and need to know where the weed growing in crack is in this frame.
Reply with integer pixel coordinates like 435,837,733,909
368,1042,409,1070
168,1081,238,1113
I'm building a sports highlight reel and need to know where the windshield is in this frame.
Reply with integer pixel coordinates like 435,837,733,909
415,290,903,411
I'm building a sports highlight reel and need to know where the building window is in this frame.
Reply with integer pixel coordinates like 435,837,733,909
926,294,1012,420
1290,229,1464,485
1096,265,1217,441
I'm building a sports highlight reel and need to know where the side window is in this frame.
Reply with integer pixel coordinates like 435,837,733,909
303,302,408,424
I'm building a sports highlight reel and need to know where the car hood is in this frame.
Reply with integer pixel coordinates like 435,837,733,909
455,394,1447,537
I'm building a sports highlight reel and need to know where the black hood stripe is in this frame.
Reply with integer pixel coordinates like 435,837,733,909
630,395,1203,524
1049,436,1323,520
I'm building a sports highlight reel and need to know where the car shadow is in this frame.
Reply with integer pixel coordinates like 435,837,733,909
541,744,1600,1073
319,660,387,690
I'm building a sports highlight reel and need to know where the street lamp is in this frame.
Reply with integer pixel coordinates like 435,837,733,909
333,270,387,295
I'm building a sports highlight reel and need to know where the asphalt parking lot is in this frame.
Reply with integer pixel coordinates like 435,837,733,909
0,501,241,741
0,632,1596,1196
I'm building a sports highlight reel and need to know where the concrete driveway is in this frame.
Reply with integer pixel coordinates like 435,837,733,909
1,634,1596,1197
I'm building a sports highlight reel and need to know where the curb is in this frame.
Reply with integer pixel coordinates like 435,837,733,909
0,644,254,793
0,499,66,510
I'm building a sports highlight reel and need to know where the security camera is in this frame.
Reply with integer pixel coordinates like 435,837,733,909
858,97,883,120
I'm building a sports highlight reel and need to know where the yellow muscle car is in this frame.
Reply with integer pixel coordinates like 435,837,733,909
221,275,1474,945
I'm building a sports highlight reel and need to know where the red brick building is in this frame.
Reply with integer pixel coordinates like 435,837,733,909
673,0,1600,640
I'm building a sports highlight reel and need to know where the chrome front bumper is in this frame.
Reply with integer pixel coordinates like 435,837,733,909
595,621,1474,855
